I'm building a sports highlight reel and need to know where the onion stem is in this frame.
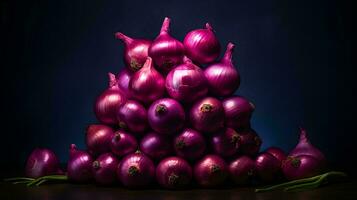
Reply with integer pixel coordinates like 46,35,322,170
26,175,68,186
4,177,35,182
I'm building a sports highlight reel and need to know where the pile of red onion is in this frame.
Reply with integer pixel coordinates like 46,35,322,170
20,17,328,189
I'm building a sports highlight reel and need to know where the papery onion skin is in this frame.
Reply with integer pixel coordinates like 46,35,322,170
140,132,173,160
117,68,133,98
228,156,256,185
117,152,155,187
25,148,61,178
115,32,151,72
110,131,138,157
148,98,185,134
86,124,114,155
92,153,119,185
204,42,240,96
194,155,228,187
174,128,206,160
189,97,225,133
156,157,192,189
282,155,325,181
238,129,262,156
94,73,126,125
266,147,286,164
149,17,184,73
255,152,281,183
129,57,165,104
67,144,93,183
184,23,220,64
117,100,148,134
165,57,208,103
211,128,240,157
222,96,255,131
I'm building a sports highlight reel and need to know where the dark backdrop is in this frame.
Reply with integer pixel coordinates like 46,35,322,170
1,0,355,174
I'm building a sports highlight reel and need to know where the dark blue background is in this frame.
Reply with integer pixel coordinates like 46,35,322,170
1,0,354,173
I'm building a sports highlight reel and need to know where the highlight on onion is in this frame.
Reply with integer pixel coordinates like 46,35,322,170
222,96,255,131
174,128,206,160
156,157,192,189
115,32,151,71
140,132,173,160
117,68,133,98
238,129,262,156
148,98,185,134
211,128,240,157
228,156,256,185
204,42,240,96
149,17,184,73
117,152,155,188
255,152,281,183
129,57,165,104
282,155,325,181
110,130,138,157
86,124,114,156
165,57,208,103
25,148,61,178
194,155,228,187
183,23,220,64
266,147,286,164
117,100,148,134
92,153,119,185
67,144,93,183
189,97,225,133
94,73,126,125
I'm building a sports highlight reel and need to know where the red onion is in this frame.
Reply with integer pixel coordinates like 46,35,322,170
289,127,326,164
115,32,151,72
110,131,138,157
94,73,126,125
117,100,148,134
148,98,185,134
228,156,256,185
255,152,281,183
129,57,165,104
148,17,184,73
222,96,255,131
117,68,133,98
282,155,325,180
140,132,172,160
67,144,93,183
238,129,262,156
183,23,220,64
156,157,192,189
211,128,240,157
204,43,240,96
92,153,119,185
174,128,206,160
86,124,114,155
189,97,225,133
117,152,155,187
25,148,61,178
266,147,286,164
165,57,208,103
194,155,228,187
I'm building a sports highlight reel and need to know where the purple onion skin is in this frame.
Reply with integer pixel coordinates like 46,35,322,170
149,17,184,74
140,132,173,160
129,57,165,104
194,155,228,187
282,155,325,181
67,144,93,183
211,128,240,157
238,129,262,157
25,148,61,178
255,152,281,183
165,57,208,103
204,43,240,97
86,124,114,156
115,32,151,72
117,68,133,98
183,23,220,64
148,98,185,134
95,73,126,125
117,100,148,134
117,152,155,188
229,156,256,185
156,157,193,189
110,131,138,157
190,97,225,133
266,147,287,164
174,128,206,160
222,96,255,131
92,153,119,185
